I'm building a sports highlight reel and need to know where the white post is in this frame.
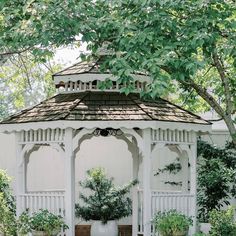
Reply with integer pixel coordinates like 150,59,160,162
132,145,139,236
189,132,197,235
180,153,189,193
142,128,152,236
15,132,26,217
64,128,75,236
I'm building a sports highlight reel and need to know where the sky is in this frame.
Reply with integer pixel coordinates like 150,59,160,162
54,43,87,66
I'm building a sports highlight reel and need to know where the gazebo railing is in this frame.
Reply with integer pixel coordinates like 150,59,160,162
138,189,194,235
18,190,65,217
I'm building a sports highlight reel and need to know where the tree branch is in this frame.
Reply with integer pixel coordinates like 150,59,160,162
212,52,233,116
0,47,32,57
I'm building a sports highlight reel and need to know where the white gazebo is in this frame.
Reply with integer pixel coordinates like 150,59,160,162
0,56,211,236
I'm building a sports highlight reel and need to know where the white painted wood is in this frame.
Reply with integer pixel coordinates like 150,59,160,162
142,128,152,236
189,132,197,235
54,73,150,84
0,120,212,134
180,152,189,193
151,129,195,145
132,144,139,236
15,131,25,216
64,128,75,236
138,190,195,235
19,129,65,144
19,191,65,216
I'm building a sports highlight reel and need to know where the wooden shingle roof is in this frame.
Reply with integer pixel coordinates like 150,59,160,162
53,57,147,77
1,92,210,125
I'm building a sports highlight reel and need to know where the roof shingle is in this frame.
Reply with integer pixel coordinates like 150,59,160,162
1,92,210,125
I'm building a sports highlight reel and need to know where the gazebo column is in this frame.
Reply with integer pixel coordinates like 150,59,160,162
15,132,26,216
189,133,197,235
142,128,152,236
180,153,189,193
64,128,75,236
132,144,140,236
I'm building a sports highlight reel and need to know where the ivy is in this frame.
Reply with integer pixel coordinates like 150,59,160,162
155,161,182,176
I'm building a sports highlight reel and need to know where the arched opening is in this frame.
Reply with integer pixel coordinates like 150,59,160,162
74,135,134,235
27,146,65,191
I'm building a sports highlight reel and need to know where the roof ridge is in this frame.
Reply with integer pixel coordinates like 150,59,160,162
62,92,89,120
157,97,211,124
127,94,153,120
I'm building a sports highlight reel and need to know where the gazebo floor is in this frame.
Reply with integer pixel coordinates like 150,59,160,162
75,225,132,236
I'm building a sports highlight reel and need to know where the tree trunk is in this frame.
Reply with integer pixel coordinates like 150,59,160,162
222,114,236,147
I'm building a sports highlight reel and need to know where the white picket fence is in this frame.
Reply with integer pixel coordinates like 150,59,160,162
18,190,65,216
18,190,66,235
138,189,194,235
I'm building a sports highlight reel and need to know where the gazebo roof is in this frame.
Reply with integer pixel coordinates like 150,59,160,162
53,56,147,78
1,91,210,125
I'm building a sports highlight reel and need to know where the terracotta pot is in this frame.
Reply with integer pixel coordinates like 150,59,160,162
90,220,118,236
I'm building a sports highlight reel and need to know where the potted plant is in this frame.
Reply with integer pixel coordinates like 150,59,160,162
19,209,68,236
75,167,138,236
153,210,193,236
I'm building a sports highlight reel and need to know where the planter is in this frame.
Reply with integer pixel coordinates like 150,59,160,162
160,231,187,236
199,223,211,234
173,230,188,236
32,231,47,236
91,220,118,236
31,229,60,236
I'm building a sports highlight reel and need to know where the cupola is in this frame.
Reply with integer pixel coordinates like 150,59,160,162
53,55,150,93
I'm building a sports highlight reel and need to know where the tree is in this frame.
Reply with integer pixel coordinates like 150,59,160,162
0,0,235,145
197,140,236,221
0,54,59,120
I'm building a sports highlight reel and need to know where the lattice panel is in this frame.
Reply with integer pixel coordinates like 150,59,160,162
20,128,65,143
151,129,193,144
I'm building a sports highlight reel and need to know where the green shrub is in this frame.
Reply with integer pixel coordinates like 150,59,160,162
0,169,16,214
0,193,17,235
153,210,193,236
17,210,32,235
209,207,236,236
0,170,17,235
30,209,68,234
75,167,138,224
197,141,236,222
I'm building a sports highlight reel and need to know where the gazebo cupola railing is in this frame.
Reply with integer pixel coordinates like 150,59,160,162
53,56,150,94
0,55,212,236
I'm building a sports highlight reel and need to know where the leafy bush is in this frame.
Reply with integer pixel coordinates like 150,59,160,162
17,210,32,235
0,193,17,235
153,210,193,236
0,169,16,215
209,207,236,236
30,209,68,234
0,170,17,235
197,140,236,222
75,167,138,224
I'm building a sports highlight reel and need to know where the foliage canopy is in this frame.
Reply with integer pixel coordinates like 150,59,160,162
0,0,235,144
